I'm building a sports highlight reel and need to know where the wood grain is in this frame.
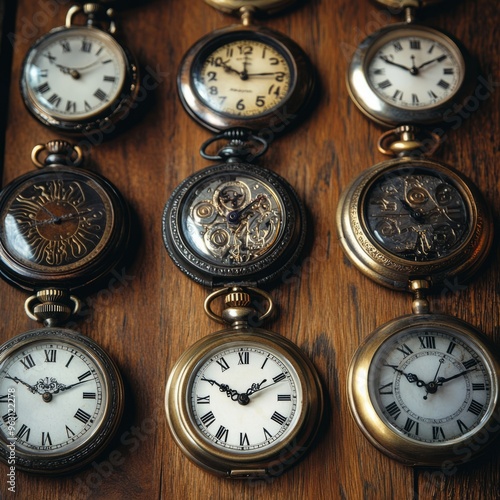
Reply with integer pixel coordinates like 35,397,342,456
0,0,498,498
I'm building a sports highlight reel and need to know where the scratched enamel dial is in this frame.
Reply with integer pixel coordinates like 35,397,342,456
22,27,126,121
181,172,283,266
194,39,292,117
364,167,469,261
190,344,301,451
367,30,463,109
370,327,493,443
0,165,131,291
0,329,123,473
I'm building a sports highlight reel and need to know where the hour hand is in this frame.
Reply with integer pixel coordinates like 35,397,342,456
379,56,412,72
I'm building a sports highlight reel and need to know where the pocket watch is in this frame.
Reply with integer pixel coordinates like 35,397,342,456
339,0,497,466
348,312,500,466
177,0,315,132
166,288,323,477
347,0,475,126
164,0,322,477
162,134,305,287
20,3,139,135
0,141,130,474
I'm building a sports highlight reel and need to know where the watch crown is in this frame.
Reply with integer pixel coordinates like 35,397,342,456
225,291,251,308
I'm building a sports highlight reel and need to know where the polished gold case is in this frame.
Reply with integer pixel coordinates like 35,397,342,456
165,328,323,477
336,156,493,291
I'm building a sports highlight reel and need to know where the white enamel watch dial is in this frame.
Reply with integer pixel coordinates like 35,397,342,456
348,315,500,465
165,330,323,476
367,31,462,109
0,329,123,474
21,26,138,133
347,24,471,125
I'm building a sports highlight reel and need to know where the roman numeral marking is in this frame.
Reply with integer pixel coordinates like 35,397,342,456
428,90,438,100
66,425,75,438
463,359,478,369
215,425,229,442
84,101,92,111
66,101,76,113
446,342,456,355
432,426,445,440
418,336,436,349
17,424,31,441
403,418,419,435
41,432,52,446
93,88,108,101
263,428,272,440
273,373,286,383
270,411,287,426
261,357,269,369
103,75,116,82
472,383,486,391
81,40,92,53
37,82,50,94
373,68,385,75
385,402,401,420
48,93,62,107
378,79,392,89
393,42,403,52
378,382,393,395
83,392,96,399
396,344,413,357
240,432,250,446
238,352,249,365
457,419,468,433
216,357,230,372
277,394,292,401
412,93,419,105
44,349,57,363
65,355,74,368
437,79,450,89
60,40,70,52
444,68,454,74
468,399,484,416
74,408,91,425
392,89,403,100
20,355,36,370
196,395,210,404
409,40,421,50
200,411,216,427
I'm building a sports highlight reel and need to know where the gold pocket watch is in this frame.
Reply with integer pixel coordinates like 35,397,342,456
0,141,129,474
163,0,323,477
338,0,499,466
20,3,139,135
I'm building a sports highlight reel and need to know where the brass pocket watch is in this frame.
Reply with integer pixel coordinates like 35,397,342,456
20,2,139,135
338,0,499,466
163,0,323,477
0,141,129,474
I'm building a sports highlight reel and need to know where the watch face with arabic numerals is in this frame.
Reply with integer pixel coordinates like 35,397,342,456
178,25,315,132
20,26,138,134
0,328,124,474
347,24,473,126
0,165,130,292
162,163,305,287
165,329,323,476
336,157,493,291
348,314,500,465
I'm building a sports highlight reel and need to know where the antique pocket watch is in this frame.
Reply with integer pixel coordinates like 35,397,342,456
163,0,323,477
347,0,474,126
338,0,499,466
177,0,315,132
0,141,129,474
20,3,139,135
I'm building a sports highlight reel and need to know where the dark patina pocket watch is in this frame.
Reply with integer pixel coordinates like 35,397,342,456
20,2,139,135
338,0,499,466
163,0,323,477
0,141,130,474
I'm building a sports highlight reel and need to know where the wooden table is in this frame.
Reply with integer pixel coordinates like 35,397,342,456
0,0,498,498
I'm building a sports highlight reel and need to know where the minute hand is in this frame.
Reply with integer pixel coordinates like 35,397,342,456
437,368,477,385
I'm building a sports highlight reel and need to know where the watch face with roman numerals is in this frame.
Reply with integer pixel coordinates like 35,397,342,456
165,329,323,475
21,25,132,127
347,24,471,125
366,30,463,110
0,329,123,474
189,343,302,452
348,315,500,465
